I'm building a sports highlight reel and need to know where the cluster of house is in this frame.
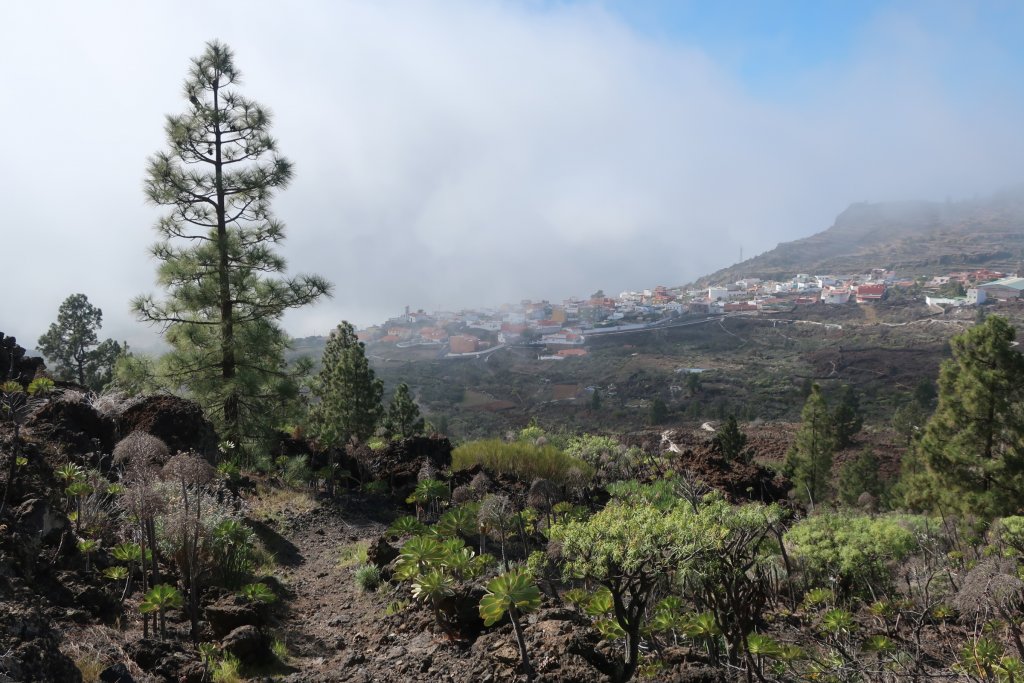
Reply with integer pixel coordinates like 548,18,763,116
358,303,598,358
357,291,684,357
922,269,1024,307
693,270,895,312
701,268,1024,312
357,268,1024,357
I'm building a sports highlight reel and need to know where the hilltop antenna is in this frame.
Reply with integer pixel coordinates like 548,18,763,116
739,246,743,263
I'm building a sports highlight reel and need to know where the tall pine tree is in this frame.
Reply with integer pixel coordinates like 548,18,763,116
784,384,835,506
133,41,330,453
910,315,1024,517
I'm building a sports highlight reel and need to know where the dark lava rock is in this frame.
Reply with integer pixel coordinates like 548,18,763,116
205,595,261,639
0,601,82,682
366,535,399,568
118,395,219,460
25,393,116,455
0,332,45,385
98,662,135,683
221,624,270,662
127,638,205,681
354,435,453,489
126,638,176,670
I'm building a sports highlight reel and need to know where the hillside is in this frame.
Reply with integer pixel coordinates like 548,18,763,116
696,187,1024,286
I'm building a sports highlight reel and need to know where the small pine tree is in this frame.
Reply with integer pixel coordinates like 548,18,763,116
836,449,883,506
784,384,835,506
591,388,601,411
385,383,424,438
831,385,863,449
649,398,668,425
309,321,383,447
713,415,749,463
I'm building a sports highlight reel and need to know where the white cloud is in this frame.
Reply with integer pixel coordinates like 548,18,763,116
1,0,1021,348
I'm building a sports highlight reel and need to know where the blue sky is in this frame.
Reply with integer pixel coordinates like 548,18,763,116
602,1,1024,99
2,0,1024,342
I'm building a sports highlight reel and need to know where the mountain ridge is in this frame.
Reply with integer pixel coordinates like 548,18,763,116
694,186,1024,286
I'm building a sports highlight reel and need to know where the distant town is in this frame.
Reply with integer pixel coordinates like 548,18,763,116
353,267,1024,358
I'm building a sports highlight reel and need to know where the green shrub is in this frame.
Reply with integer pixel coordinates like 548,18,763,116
452,439,593,485
281,455,312,487
606,479,681,510
564,434,621,466
785,512,920,595
354,563,381,592
237,582,277,604
211,519,259,589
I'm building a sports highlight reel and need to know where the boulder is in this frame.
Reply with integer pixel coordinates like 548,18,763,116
24,393,116,456
117,395,219,460
221,624,270,662
0,601,81,682
365,535,399,568
205,596,261,639
98,663,135,683
0,333,44,385
354,435,453,489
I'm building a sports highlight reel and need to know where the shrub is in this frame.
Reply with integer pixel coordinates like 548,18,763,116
237,582,277,605
354,563,381,592
785,512,920,595
113,431,169,468
211,519,259,588
211,652,242,683
452,439,593,485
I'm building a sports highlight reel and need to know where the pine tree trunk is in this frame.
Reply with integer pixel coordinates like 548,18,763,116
211,71,238,448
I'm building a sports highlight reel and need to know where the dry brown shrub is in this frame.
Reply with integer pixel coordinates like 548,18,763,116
113,431,170,468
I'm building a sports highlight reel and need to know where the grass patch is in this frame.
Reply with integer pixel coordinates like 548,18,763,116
271,636,290,663
248,487,317,522
452,439,593,485
337,540,370,569
211,652,243,683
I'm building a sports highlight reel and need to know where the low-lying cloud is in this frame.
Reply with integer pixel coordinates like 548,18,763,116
1,1,1022,347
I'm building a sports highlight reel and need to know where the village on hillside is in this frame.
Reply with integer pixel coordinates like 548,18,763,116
355,268,1024,358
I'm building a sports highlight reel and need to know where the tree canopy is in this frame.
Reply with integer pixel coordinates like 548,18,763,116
784,384,835,505
308,321,383,449
133,40,330,452
37,293,122,390
911,315,1024,517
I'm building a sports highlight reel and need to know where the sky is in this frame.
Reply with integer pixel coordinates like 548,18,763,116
2,0,1023,349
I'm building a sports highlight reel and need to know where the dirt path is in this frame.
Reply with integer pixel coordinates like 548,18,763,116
264,496,483,683
266,498,390,681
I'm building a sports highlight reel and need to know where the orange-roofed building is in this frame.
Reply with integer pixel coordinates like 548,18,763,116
855,284,886,303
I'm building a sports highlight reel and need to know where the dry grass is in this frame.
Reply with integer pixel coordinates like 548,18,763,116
248,486,318,521
60,625,157,683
